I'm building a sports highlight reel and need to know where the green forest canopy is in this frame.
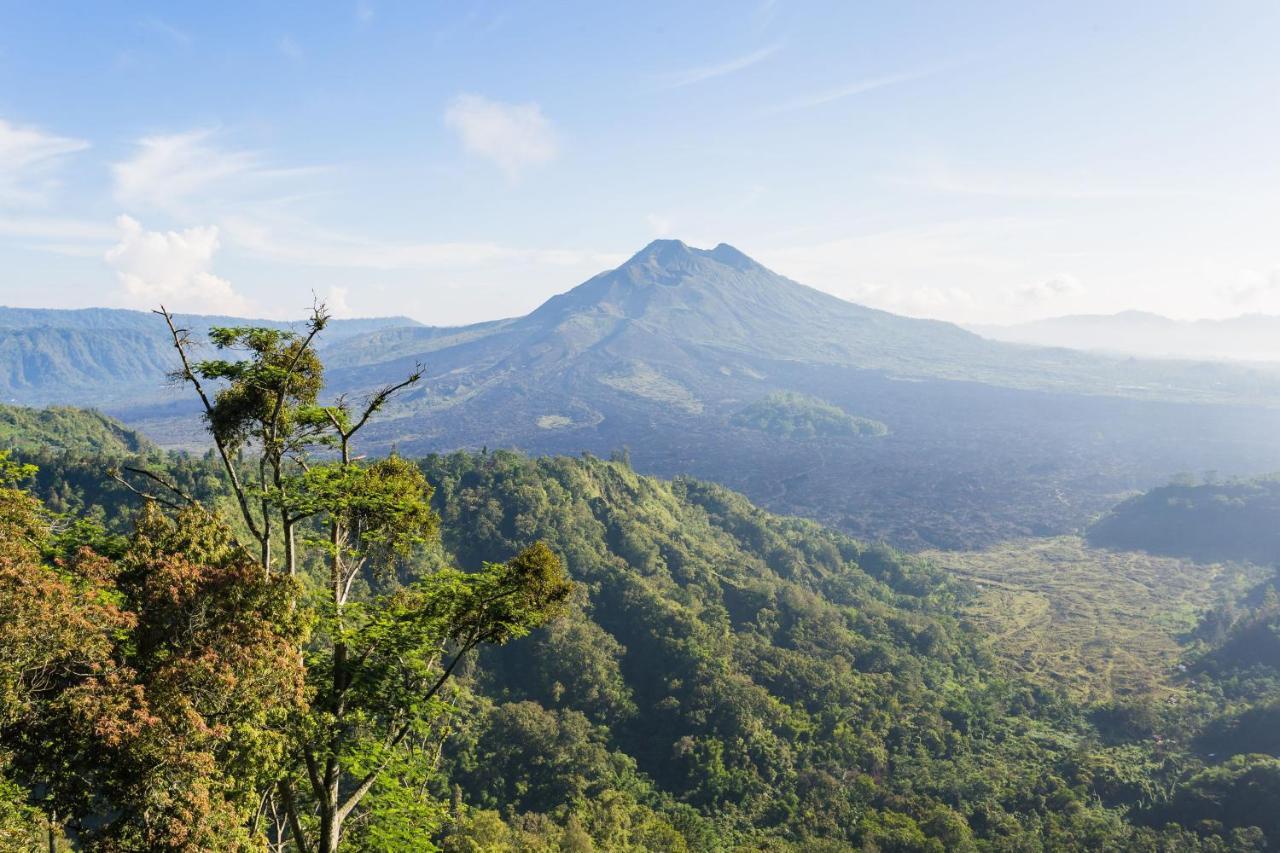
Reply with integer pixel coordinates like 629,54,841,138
0,399,1278,848
730,391,888,440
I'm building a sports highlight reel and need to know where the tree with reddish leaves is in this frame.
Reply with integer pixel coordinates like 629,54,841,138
0,453,305,851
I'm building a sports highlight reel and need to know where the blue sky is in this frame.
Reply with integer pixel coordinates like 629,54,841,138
1,1,1279,325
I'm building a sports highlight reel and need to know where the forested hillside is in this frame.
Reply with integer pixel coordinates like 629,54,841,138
730,391,888,438
0,404,152,455
1089,475,1280,565
0,307,416,406
1085,471,1280,563
3,402,1279,849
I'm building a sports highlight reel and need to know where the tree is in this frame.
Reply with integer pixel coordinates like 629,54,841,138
0,455,306,851
110,306,573,852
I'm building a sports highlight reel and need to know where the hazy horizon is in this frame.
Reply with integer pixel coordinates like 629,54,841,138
11,235,1280,334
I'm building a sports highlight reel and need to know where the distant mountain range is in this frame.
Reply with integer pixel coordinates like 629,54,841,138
5,244,1280,409
0,307,418,407
320,243,1280,409
971,310,1280,362
5,240,1280,548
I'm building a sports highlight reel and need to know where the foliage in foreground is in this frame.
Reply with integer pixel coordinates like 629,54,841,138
0,306,573,852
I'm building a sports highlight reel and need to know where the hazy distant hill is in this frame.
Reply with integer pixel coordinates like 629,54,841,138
7,246,1280,409
0,306,419,406
8,242,1280,548
322,242,1280,406
971,310,1280,362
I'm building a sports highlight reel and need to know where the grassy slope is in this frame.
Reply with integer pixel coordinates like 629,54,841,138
924,536,1268,703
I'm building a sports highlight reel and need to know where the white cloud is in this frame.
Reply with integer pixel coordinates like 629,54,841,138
843,280,976,316
325,284,351,317
660,44,782,89
760,220,1025,284
355,1,374,23
1220,267,1280,307
104,215,250,315
444,94,558,178
0,216,115,242
1011,273,1083,304
0,118,90,206
757,219,1048,321
0,215,115,258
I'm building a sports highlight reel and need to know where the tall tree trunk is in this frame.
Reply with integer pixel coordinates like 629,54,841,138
284,519,296,576
319,517,348,852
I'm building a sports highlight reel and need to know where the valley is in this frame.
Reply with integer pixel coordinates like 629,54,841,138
927,536,1268,703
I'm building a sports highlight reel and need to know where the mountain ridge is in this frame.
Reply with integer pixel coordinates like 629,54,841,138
7,242,1280,549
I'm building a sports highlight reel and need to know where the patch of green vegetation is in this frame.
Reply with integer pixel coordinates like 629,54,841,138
731,391,887,439
598,361,702,413
536,414,573,429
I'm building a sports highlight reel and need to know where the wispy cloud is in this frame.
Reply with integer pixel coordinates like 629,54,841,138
355,0,375,24
325,284,352,317
221,214,621,272
895,162,1188,201
756,218,1036,320
753,0,780,31
646,213,675,237
0,118,90,206
112,129,321,214
444,95,558,179
113,130,255,211
0,216,114,242
767,68,930,114
660,43,782,89
1221,268,1280,307
139,17,191,46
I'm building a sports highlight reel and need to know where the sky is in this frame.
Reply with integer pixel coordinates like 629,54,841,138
1,1,1279,326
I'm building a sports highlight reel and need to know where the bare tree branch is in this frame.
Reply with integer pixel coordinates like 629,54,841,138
265,300,329,449
106,468,185,511
345,366,424,442
119,465,198,506
155,306,264,548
